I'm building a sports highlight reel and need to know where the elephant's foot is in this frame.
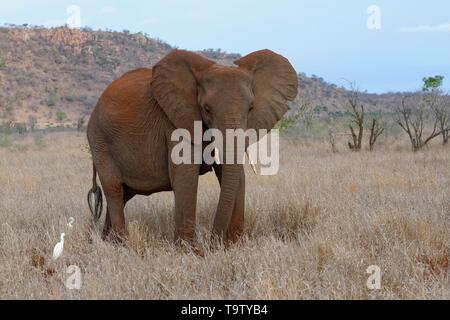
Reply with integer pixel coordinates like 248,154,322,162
102,225,111,241
209,231,228,249
210,225,244,249
187,245,205,257
225,214,244,246
175,237,205,257
102,229,127,245
225,227,244,246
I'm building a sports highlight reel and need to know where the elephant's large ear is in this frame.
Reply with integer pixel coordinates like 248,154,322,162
151,50,215,141
235,50,298,132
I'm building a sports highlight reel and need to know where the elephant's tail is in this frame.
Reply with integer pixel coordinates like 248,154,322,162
87,163,103,223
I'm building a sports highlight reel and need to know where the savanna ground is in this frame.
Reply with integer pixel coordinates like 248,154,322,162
0,131,449,299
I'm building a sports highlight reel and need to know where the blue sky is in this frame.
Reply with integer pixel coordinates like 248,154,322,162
1,0,450,93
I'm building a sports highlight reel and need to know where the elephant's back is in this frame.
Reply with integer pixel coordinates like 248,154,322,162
96,68,154,130
102,68,153,102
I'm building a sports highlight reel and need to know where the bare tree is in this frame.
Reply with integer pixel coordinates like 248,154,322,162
432,94,450,145
328,129,338,153
423,76,450,145
276,94,314,134
369,118,384,151
77,115,86,131
346,83,364,152
396,94,442,152
28,115,37,132
293,94,315,130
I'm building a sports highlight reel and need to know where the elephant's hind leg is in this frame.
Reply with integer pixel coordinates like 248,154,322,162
102,208,112,239
96,162,127,243
102,191,135,240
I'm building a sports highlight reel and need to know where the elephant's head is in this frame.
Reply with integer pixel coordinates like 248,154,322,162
151,49,298,143
151,49,298,239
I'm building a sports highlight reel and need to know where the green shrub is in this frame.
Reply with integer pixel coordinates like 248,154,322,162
14,123,27,135
56,111,67,122
0,122,13,134
12,143,29,152
275,114,301,134
0,133,11,148
47,94,57,107
33,133,46,150
28,116,37,131
3,104,14,118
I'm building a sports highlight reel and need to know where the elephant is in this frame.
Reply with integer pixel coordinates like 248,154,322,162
86,49,298,248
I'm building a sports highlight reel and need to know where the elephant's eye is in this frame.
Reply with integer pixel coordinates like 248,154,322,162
204,105,211,114
249,103,255,111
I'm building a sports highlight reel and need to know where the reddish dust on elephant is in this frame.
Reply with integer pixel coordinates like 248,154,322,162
86,49,298,250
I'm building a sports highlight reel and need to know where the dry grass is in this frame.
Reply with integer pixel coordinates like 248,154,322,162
0,132,449,299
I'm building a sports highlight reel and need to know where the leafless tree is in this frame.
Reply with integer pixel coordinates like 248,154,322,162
432,93,450,145
346,83,364,151
292,94,315,129
369,119,384,151
328,129,338,153
77,115,86,131
28,115,37,132
396,94,443,151
277,94,314,134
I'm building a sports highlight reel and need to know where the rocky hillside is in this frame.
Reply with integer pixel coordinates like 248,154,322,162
298,74,406,116
0,26,403,130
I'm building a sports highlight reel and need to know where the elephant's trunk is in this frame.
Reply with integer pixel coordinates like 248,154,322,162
212,123,245,240
212,163,243,239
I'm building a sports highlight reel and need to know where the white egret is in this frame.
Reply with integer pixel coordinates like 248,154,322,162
52,233,65,260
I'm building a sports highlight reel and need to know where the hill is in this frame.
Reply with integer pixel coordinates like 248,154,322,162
0,26,405,130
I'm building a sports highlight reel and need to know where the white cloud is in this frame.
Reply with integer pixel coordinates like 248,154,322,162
99,6,119,16
399,23,450,33
139,18,159,26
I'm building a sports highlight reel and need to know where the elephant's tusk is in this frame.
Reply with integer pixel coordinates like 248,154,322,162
214,148,221,165
246,151,258,175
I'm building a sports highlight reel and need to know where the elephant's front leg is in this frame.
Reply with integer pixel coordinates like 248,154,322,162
170,163,201,246
226,169,245,243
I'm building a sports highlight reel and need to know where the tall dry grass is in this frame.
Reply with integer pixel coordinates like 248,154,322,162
0,132,449,299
